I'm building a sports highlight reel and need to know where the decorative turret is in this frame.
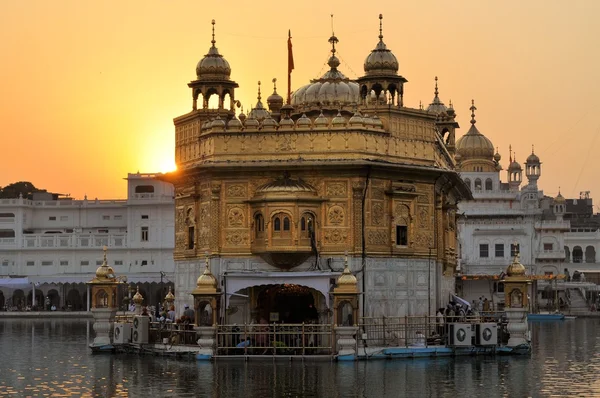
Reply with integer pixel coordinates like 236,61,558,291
507,145,523,191
356,14,407,107
267,78,284,115
188,20,239,112
525,145,541,186
164,286,175,307
427,77,459,154
501,253,531,348
248,81,271,121
191,252,220,328
455,100,495,172
554,189,566,220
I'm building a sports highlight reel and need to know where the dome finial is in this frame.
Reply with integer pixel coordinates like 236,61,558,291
449,99,453,109
272,78,277,93
329,14,338,55
434,76,439,98
470,99,477,125
509,144,512,162
102,245,108,266
257,80,261,102
211,19,216,47
379,14,384,41
531,144,535,154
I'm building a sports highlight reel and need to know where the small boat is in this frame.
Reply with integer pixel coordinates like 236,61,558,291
527,313,565,321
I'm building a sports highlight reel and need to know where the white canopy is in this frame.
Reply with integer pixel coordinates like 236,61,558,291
225,271,340,308
0,277,30,288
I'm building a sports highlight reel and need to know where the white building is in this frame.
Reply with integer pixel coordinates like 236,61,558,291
453,101,570,311
0,173,175,311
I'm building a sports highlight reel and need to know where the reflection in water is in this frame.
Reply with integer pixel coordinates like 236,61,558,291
0,318,599,396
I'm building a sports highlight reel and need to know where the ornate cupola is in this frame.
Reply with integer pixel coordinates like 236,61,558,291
248,81,271,122
267,78,284,115
427,77,459,154
455,100,496,172
188,20,239,113
507,145,523,191
525,145,541,186
356,14,407,107
291,32,360,111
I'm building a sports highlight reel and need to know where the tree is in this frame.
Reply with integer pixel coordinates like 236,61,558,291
0,181,42,199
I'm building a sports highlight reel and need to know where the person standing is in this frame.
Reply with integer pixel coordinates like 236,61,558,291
183,304,195,323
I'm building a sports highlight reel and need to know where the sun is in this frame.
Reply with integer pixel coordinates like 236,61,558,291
157,157,177,173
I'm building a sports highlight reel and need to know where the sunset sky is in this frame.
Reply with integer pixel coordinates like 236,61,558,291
1,1,599,203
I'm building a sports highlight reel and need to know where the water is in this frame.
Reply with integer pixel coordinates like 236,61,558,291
0,318,598,397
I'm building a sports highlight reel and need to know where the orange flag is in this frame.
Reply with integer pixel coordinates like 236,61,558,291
287,30,294,75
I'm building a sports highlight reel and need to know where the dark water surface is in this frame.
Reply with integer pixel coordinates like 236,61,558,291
0,318,599,397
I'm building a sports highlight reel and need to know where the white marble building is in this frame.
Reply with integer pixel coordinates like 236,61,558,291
0,173,175,311
454,102,570,310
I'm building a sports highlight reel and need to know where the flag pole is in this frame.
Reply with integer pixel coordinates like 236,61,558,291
287,29,293,104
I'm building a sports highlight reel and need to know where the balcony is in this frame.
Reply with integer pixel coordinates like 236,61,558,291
0,238,16,246
535,221,570,231
21,234,127,249
536,250,566,260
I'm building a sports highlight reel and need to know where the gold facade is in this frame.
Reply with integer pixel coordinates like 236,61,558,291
166,17,470,277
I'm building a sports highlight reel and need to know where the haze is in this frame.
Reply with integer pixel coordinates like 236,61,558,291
1,1,598,202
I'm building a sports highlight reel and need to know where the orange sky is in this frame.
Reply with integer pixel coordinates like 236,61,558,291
1,1,599,203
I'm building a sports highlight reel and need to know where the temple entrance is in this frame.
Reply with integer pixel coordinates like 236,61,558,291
256,284,319,324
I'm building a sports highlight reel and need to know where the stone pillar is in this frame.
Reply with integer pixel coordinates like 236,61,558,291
195,326,217,360
335,326,358,361
505,308,528,347
90,307,118,348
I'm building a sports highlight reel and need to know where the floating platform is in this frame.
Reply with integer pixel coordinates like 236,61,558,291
528,313,565,321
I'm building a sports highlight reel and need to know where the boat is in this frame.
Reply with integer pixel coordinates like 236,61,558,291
527,313,565,321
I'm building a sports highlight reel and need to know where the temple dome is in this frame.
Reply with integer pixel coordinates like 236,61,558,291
196,21,231,81
555,192,566,204
455,100,494,161
291,35,360,107
506,254,526,277
363,15,399,76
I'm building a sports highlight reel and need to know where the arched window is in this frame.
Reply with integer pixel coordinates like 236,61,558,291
474,179,482,191
564,246,570,263
254,213,264,236
572,246,583,263
274,218,281,231
300,214,315,240
485,178,493,191
464,178,471,189
283,217,290,231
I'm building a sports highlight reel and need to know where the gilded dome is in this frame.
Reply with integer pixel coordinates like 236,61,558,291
337,265,357,286
291,35,360,107
89,247,118,284
364,15,399,76
314,111,329,128
227,116,243,131
164,286,175,302
279,117,295,128
296,113,313,129
506,254,526,277
426,77,448,115
331,111,347,127
196,20,231,81
261,115,278,130
526,148,540,164
267,78,284,112
256,174,317,194
248,81,271,121
555,191,566,204
132,287,144,305
455,100,495,161
196,258,218,289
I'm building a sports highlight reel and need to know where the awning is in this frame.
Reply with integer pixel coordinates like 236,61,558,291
29,275,91,285
0,277,30,288
450,294,471,310
224,271,340,308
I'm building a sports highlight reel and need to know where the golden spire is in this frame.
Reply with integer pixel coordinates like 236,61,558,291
211,19,216,47
272,78,277,93
470,99,477,125
378,13,384,41
329,14,338,55
257,80,262,102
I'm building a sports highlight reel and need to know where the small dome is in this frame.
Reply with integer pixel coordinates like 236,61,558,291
455,100,495,161
279,117,295,128
331,111,347,127
508,159,522,171
291,35,360,107
363,15,399,76
494,150,502,162
244,114,259,129
426,77,448,115
267,78,284,112
526,148,540,164
314,111,329,128
506,254,526,277
210,116,226,130
555,191,566,204
363,115,375,128
196,20,231,81
132,287,144,305
196,264,218,289
348,111,364,127
227,116,243,131
261,115,278,131
372,115,383,129
94,248,116,281
201,120,212,131
337,265,357,286
296,113,313,129
164,286,175,302
256,174,317,194
249,81,271,121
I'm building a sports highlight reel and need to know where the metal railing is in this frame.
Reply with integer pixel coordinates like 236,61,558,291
216,323,334,356
149,322,197,345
